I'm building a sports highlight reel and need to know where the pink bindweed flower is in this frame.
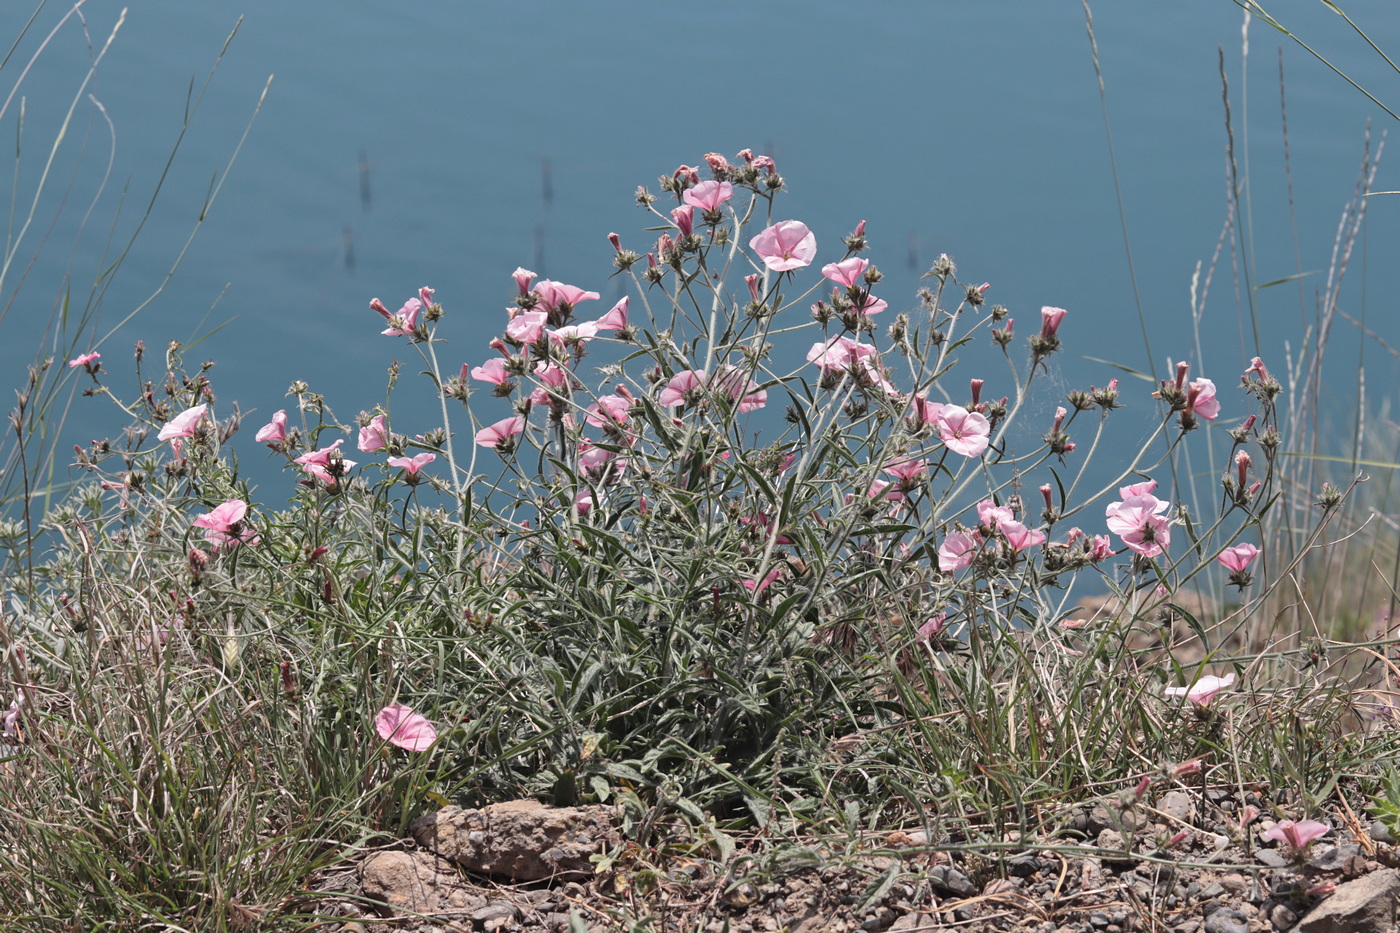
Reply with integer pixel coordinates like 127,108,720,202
358,414,389,453
670,205,694,239
1262,819,1330,857
1164,672,1235,705
532,279,600,316
1185,377,1220,421
884,458,927,484
1089,534,1114,561
937,407,991,458
852,293,887,316
387,452,435,475
807,336,874,374
505,310,548,344
1218,543,1259,573
255,410,288,445
1105,488,1172,558
976,499,1014,530
594,296,629,331
659,370,705,407
470,358,512,385
549,321,600,345
193,498,258,548
475,415,525,449
577,439,621,477
585,394,632,428
713,366,767,412
1244,356,1270,382
938,530,983,572
529,362,573,409
158,404,208,458
374,703,438,752
1000,520,1047,552
911,393,948,426
822,257,869,288
372,296,421,337
1040,306,1067,339
745,274,762,303
295,438,357,485
512,267,536,296
742,566,783,596
916,613,946,642
862,479,905,503
683,179,734,212
68,351,100,370
749,220,816,272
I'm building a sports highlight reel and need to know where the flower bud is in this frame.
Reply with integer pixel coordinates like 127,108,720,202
608,232,622,252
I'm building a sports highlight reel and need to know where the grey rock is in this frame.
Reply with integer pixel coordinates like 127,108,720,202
1203,908,1250,933
1199,883,1226,899
1157,790,1197,824
472,903,520,923
1256,848,1290,868
1307,843,1357,871
926,864,978,898
1369,820,1395,844
1297,868,1400,933
1270,903,1299,931
411,799,618,881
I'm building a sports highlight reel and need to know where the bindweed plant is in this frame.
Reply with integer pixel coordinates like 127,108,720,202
1,148,1392,926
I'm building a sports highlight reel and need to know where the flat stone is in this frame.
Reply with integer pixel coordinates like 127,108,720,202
411,800,618,881
1297,868,1400,933
1157,790,1197,824
1203,908,1250,933
1256,848,1289,868
926,864,978,898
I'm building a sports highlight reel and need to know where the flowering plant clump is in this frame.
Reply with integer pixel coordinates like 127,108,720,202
48,148,1356,837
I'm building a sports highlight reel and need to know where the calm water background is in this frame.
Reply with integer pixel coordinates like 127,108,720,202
4,1,1400,500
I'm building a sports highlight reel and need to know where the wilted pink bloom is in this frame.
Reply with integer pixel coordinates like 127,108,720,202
193,498,258,548
506,310,548,344
703,152,731,174
512,267,536,295
255,410,288,444
1171,759,1203,778
745,274,762,303
532,279,600,315
1000,520,1047,551
594,296,629,331
1262,819,1330,856
1040,306,1067,338
530,362,572,408
670,205,694,239
374,703,438,752
977,499,1014,530
1244,356,1270,381
916,614,946,641
742,566,784,596
739,512,792,545
585,394,632,428
911,393,948,425
68,351,100,369
470,358,512,385
659,370,705,407
1089,534,1114,561
374,297,421,337
1218,543,1259,573
358,414,389,453
938,530,982,572
750,220,816,271
159,404,208,443
1186,377,1220,421
1164,672,1235,705
295,438,357,484
822,257,869,288
474,415,525,449
387,452,436,474
683,179,734,212
937,408,991,458
853,293,888,316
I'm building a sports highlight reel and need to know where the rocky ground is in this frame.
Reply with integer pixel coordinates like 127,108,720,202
302,790,1400,933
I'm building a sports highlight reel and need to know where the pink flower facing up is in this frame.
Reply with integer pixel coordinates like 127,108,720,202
938,530,983,572
68,351,100,371
1164,672,1235,706
374,703,438,752
821,257,869,288
387,452,435,475
295,438,357,485
749,220,816,272
193,498,258,548
585,394,632,429
1218,543,1259,573
255,410,288,445
475,415,526,450
682,179,733,213
976,499,1015,531
1262,820,1330,858
358,414,389,453
937,407,991,458
1105,484,1172,558
506,310,548,344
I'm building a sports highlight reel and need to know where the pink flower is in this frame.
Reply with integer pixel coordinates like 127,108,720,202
372,297,421,337
1040,306,1067,339
713,366,767,412
474,415,526,449
821,257,869,288
529,362,573,408
585,394,632,428
68,351,100,369
807,336,873,374
549,321,600,345
1120,480,1158,498
387,452,436,475
659,370,704,408
1262,819,1330,856
358,414,389,453
505,310,548,344
1218,543,1259,573
1000,520,1047,551
916,614,946,641
938,530,983,572
578,439,619,476
1186,377,1220,421
295,438,357,485
532,280,600,315
683,180,733,212
884,458,927,483
470,358,512,385
1106,492,1172,557
594,297,629,331
158,404,208,443
742,567,783,596
863,479,904,502
749,220,816,271
255,410,288,444
1164,672,1235,705
374,703,438,752
670,205,694,239
911,393,948,425
512,267,536,295
193,498,258,548
1089,535,1114,561
937,407,991,458
976,499,1014,530
853,293,887,316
